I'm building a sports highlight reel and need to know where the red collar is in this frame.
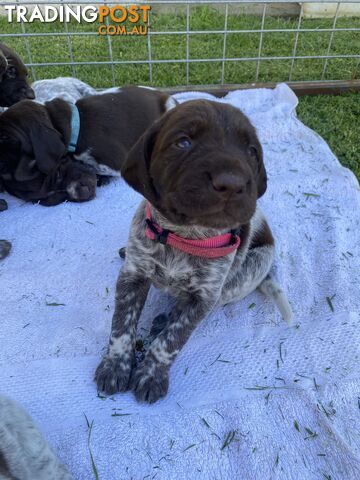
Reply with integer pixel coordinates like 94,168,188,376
145,203,240,259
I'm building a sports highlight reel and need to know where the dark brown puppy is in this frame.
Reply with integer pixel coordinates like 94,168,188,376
0,43,34,107
123,99,267,229
1,154,97,206
0,44,35,261
0,87,172,205
95,100,292,403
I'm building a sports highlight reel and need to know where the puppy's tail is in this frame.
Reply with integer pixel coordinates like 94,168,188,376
258,275,293,325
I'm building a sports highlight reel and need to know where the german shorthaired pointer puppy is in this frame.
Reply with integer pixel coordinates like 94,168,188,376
0,395,72,479
95,100,293,403
0,43,34,108
1,44,34,261
0,87,173,205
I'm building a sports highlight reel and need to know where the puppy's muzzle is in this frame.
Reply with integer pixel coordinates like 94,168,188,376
21,86,35,100
66,179,96,202
210,171,252,198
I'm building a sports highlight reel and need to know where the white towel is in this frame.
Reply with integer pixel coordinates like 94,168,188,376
32,77,97,104
32,77,121,104
1,84,359,480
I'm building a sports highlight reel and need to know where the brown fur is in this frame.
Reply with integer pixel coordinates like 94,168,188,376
95,101,293,404
0,43,34,107
250,220,274,249
122,100,267,230
0,87,170,205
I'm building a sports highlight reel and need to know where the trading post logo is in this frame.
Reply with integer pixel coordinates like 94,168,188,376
4,4,151,36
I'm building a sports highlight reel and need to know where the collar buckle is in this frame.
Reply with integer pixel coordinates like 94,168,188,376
230,229,240,245
146,219,169,245
157,230,169,245
145,203,241,258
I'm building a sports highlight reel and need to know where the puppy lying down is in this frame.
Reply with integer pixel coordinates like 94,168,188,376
95,100,293,403
0,43,35,260
0,86,172,205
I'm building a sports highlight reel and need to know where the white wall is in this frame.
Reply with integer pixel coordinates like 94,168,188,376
303,2,360,18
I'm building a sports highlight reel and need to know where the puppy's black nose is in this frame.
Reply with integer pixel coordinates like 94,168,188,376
211,172,249,195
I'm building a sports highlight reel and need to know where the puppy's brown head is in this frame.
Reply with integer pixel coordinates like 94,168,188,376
0,100,67,176
122,100,267,229
38,159,97,206
0,43,35,107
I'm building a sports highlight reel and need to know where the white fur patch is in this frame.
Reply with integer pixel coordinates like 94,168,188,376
258,277,294,324
165,97,178,111
66,181,78,199
74,150,120,177
250,207,266,237
138,85,156,91
97,87,122,95
110,334,132,356
151,338,179,366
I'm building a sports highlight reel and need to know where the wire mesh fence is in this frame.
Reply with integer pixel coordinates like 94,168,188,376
0,1,359,89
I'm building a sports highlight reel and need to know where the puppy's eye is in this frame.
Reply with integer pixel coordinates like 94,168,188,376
175,137,192,149
5,66,17,79
248,146,258,157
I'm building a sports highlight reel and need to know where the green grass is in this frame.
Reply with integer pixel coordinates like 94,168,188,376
297,93,360,180
0,6,359,178
1,6,359,87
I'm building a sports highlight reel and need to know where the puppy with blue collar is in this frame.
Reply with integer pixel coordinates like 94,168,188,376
0,86,173,205
0,44,35,261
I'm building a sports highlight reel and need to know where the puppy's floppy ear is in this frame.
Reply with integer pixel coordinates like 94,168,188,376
0,134,20,174
121,117,164,203
29,122,66,175
14,155,38,181
250,142,267,198
248,136,267,199
0,49,7,81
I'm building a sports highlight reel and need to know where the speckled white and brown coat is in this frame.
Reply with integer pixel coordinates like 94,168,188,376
95,100,293,403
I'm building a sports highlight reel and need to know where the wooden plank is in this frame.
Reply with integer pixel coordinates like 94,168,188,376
164,80,360,97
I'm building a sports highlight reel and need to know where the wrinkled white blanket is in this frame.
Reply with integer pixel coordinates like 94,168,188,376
1,83,360,480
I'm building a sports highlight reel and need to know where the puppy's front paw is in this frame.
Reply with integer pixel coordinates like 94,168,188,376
95,355,133,395
130,361,169,403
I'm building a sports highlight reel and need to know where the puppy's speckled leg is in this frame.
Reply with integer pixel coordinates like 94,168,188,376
219,244,274,305
130,299,214,403
95,270,150,395
219,216,275,305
